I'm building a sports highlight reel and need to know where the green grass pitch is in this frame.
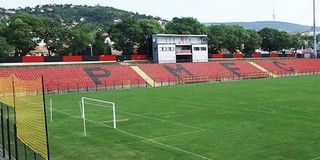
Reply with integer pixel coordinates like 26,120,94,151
46,75,320,160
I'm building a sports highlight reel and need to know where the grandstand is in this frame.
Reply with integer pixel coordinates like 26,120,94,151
1,57,320,160
1,58,320,92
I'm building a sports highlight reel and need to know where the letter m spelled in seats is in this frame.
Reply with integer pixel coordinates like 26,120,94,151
163,64,194,77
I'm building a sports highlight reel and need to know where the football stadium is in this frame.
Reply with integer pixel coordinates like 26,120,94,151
1,57,320,160
1,3,320,159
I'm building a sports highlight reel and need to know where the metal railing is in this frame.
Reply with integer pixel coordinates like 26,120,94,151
43,69,320,95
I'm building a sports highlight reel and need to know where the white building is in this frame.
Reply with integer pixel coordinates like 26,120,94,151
151,34,208,63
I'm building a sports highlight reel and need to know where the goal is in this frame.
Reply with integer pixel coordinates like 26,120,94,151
80,97,116,136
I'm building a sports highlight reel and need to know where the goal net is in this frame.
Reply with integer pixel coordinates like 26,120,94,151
80,97,116,136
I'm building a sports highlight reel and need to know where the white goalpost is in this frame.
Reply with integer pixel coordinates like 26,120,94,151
80,97,116,136
50,98,52,122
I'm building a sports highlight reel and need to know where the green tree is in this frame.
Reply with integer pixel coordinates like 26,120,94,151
136,19,164,54
39,18,68,56
289,35,301,50
65,25,93,55
299,34,310,48
0,24,12,61
207,25,229,53
109,18,164,55
225,25,250,53
4,17,36,56
207,25,260,54
109,17,142,55
93,31,111,55
258,27,293,52
3,13,46,56
278,31,292,53
244,30,262,54
299,34,317,49
0,36,12,62
165,17,207,35
11,13,45,37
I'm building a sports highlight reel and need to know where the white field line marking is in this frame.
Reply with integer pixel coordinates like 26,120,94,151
115,128,213,160
275,112,320,121
54,109,213,160
55,101,320,124
208,102,320,121
150,129,206,141
100,119,130,124
54,98,320,122
55,109,114,128
117,110,205,130
141,96,275,114
54,109,81,119
81,101,205,130
311,156,320,160
45,101,78,106
54,107,205,130
144,97,320,121
218,105,276,114
85,118,113,128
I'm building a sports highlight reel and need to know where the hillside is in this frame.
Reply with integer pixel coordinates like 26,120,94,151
0,4,317,33
0,4,154,29
204,21,319,33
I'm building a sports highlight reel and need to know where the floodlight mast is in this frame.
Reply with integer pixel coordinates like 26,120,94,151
313,0,317,58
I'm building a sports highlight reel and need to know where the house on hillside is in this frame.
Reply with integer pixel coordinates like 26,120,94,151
153,16,168,28
29,46,49,56
102,32,121,55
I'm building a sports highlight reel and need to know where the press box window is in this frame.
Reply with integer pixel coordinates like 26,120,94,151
161,47,167,51
200,47,207,51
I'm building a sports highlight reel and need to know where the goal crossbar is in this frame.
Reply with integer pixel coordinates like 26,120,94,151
81,97,116,136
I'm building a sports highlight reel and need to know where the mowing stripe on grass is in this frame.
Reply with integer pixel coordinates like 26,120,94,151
55,109,114,128
53,107,205,130
274,112,320,121
140,96,320,123
311,156,320,160
73,99,205,130
117,110,206,130
150,129,206,140
145,97,320,119
54,109,81,119
56,111,212,160
145,96,277,114
115,128,213,160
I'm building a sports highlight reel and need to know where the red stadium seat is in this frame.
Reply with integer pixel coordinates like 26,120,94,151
1,59,320,92
0,65,146,92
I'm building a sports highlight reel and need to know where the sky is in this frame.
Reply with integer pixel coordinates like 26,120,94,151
0,0,318,26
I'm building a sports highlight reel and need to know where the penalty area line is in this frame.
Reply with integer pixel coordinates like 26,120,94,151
117,110,205,130
115,128,213,160
150,129,206,141
53,109,212,159
311,156,320,160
